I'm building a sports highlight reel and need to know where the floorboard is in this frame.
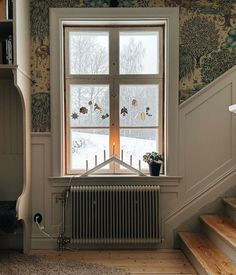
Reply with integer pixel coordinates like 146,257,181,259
31,249,197,274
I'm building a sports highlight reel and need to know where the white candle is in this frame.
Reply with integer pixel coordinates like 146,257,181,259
130,155,132,166
86,160,88,171
139,160,141,170
95,155,97,166
113,143,115,156
121,149,123,161
104,150,106,161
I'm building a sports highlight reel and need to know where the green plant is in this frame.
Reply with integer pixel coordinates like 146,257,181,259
143,152,164,164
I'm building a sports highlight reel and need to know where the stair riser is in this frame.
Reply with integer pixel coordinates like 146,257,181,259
202,222,236,264
180,239,209,275
225,204,236,224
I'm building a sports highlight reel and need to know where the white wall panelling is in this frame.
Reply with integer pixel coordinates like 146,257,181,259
0,79,23,201
163,65,236,247
31,134,181,249
0,0,31,253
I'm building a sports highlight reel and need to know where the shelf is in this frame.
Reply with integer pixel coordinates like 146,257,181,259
0,19,13,23
0,64,17,69
0,20,13,37
0,64,18,78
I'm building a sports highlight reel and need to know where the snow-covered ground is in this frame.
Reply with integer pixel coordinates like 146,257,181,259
71,131,157,171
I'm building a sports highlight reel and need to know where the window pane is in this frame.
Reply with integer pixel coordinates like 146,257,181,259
70,85,109,127
69,31,109,74
71,129,109,170
120,85,159,127
119,31,159,74
120,129,158,170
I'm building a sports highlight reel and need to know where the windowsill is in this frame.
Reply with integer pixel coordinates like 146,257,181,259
49,175,182,187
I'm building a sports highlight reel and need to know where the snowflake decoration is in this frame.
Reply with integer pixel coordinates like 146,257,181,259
71,112,79,120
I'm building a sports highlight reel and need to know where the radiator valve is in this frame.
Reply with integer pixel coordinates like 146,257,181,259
57,233,70,251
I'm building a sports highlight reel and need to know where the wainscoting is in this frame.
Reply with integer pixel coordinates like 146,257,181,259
31,133,181,249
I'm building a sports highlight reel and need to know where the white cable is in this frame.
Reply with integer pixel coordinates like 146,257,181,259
35,217,56,240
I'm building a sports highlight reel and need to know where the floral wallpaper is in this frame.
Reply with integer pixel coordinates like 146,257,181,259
31,0,236,132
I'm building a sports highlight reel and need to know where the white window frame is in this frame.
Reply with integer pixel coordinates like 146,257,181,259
50,8,179,177
65,26,164,174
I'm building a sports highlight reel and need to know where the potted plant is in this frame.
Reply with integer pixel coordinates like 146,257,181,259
143,152,164,176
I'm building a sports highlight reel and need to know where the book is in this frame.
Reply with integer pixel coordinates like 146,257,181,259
6,0,13,20
0,42,2,63
0,36,13,64
0,0,6,20
7,35,12,64
2,39,7,64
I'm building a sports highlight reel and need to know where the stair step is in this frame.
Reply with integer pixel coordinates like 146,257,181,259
225,198,236,207
200,215,236,263
200,215,236,247
179,232,236,275
224,198,236,223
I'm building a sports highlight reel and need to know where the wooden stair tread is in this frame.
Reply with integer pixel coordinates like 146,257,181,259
179,232,236,274
200,215,236,247
224,198,236,208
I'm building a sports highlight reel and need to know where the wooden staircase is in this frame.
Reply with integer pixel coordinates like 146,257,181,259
179,197,236,274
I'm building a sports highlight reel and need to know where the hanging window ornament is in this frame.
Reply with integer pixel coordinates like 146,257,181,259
94,103,102,113
80,106,88,114
146,107,152,117
71,112,79,120
72,140,83,154
121,106,128,116
101,113,109,120
131,99,138,107
140,111,146,121
88,100,93,106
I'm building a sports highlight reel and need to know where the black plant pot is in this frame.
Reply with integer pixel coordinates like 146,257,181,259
149,162,161,176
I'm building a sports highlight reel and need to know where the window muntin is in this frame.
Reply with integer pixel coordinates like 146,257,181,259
65,26,164,174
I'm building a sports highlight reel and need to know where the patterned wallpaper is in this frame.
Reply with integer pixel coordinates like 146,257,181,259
30,0,236,132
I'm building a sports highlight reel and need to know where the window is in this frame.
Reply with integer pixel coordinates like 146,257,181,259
64,26,164,174
50,8,179,177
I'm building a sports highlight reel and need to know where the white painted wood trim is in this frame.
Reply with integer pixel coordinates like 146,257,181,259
164,165,236,224
11,0,31,253
50,7,179,177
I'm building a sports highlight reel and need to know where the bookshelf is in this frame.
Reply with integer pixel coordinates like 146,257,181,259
0,0,13,64
0,0,31,253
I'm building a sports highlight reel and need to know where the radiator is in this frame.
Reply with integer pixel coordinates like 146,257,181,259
67,185,161,246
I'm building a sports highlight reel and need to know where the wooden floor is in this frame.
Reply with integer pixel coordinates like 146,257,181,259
31,249,197,274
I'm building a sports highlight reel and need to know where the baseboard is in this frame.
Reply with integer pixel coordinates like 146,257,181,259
31,237,57,250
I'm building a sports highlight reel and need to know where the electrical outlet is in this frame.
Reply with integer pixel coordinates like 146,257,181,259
34,213,43,224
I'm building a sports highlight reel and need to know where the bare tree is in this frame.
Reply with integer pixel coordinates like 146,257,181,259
120,38,145,74
70,34,108,74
